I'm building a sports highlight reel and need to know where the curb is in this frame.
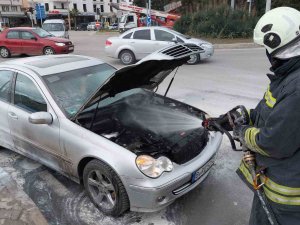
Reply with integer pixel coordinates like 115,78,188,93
214,43,261,49
0,167,48,225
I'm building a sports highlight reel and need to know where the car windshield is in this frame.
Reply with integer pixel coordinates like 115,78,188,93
43,23,64,32
32,28,53,37
171,30,191,39
43,64,116,118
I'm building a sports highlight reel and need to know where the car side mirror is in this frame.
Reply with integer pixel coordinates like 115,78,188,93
29,112,53,125
31,37,37,41
172,37,178,43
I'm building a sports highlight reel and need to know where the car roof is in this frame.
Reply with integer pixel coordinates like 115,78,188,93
43,19,65,23
0,55,106,76
9,27,35,30
121,26,175,37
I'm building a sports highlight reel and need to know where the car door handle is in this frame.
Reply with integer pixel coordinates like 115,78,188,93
8,112,18,120
129,41,135,44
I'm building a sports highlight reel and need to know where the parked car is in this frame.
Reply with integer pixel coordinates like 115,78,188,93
75,23,88,31
105,26,214,65
108,23,118,30
0,27,74,58
87,22,97,31
42,19,69,39
0,44,222,216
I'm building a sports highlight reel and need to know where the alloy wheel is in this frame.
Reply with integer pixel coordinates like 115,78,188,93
87,169,116,210
121,52,133,64
187,54,199,64
0,48,9,58
44,48,54,55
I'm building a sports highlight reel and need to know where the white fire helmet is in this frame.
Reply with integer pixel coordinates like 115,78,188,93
254,7,300,59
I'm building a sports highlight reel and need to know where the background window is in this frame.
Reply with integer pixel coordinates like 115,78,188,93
154,30,175,42
83,4,87,12
14,74,47,112
133,30,150,40
7,31,19,39
0,70,13,102
21,31,35,40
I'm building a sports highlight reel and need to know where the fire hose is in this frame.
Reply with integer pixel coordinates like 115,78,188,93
203,106,279,225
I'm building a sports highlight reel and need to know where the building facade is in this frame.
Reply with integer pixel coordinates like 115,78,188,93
0,0,27,26
25,0,133,26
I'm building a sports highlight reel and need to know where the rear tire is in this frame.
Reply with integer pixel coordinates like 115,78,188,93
119,50,135,65
83,159,130,216
0,47,11,58
187,53,200,65
43,47,55,55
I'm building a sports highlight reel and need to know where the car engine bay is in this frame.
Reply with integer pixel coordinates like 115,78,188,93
76,89,209,164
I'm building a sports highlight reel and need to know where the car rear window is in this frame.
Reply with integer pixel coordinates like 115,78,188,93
7,31,19,39
133,30,150,40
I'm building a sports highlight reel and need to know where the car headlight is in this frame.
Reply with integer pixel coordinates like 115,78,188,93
55,42,65,46
200,43,213,49
136,155,173,178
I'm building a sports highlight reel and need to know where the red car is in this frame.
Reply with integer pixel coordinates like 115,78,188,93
0,27,74,58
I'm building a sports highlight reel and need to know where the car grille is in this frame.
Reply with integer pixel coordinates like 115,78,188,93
160,44,204,58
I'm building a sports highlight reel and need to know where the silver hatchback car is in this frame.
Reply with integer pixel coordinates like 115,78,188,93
105,26,214,65
0,44,222,216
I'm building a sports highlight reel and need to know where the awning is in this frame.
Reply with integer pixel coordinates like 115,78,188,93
1,14,26,18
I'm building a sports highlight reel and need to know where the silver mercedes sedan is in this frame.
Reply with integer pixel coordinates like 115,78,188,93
105,26,214,65
0,44,222,216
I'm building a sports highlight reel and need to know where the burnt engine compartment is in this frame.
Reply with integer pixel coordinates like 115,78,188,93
76,89,209,164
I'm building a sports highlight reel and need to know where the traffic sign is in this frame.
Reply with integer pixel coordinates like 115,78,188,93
147,16,151,26
35,4,46,20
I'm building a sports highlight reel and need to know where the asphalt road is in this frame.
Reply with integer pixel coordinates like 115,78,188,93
0,31,271,225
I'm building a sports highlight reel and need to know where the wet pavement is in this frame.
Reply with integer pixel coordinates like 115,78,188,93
0,163,48,225
0,148,183,225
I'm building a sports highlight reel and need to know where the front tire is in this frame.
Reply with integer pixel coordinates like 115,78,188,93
43,47,55,55
83,159,129,216
0,47,11,58
119,50,135,65
187,53,200,65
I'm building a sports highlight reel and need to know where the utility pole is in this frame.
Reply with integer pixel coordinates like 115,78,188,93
67,0,71,30
231,0,235,10
266,0,272,12
147,0,151,26
248,0,252,15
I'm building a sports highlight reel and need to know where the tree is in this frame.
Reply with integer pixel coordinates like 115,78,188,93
272,0,300,10
69,8,79,29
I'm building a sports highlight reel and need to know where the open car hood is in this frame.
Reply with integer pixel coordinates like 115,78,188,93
72,43,204,120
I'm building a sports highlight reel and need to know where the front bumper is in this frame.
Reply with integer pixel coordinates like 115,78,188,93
123,132,223,212
200,46,214,60
55,45,74,54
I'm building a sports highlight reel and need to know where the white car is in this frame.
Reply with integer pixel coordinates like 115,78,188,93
105,26,214,65
87,22,97,31
0,44,222,216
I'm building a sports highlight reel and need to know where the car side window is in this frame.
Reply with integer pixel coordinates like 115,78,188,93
0,70,14,102
154,30,175,42
14,74,47,112
123,32,132,39
21,31,35,40
133,30,150,40
7,31,20,39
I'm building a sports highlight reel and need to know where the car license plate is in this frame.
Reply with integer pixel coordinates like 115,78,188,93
192,156,216,183
69,46,74,50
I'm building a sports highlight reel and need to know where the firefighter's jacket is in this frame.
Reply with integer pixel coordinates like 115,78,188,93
237,57,300,208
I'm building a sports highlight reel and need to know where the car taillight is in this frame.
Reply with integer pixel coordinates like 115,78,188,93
105,40,112,46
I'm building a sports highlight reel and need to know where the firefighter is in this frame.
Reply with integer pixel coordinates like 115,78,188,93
210,7,300,225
